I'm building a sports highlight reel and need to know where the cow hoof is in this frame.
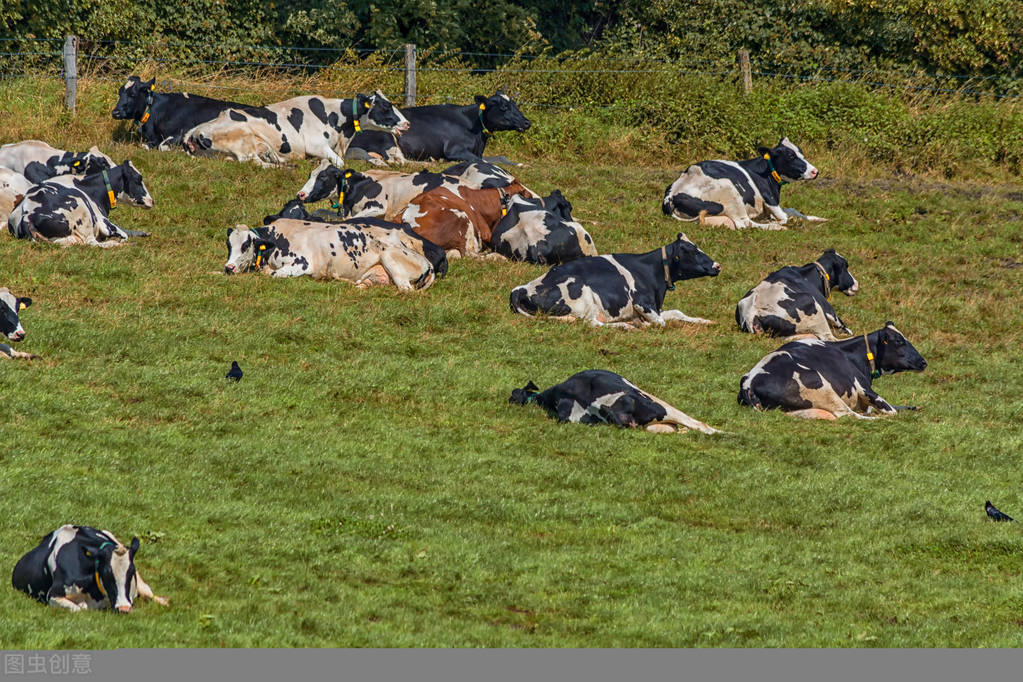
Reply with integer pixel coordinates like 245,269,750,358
153,595,170,606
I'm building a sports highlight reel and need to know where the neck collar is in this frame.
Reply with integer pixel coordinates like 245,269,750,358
92,541,115,597
137,91,153,126
498,187,509,216
331,175,349,214
102,170,116,209
352,97,363,133
863,334,880,379
661,246,675,291
813,261,830,299
762,153,787,186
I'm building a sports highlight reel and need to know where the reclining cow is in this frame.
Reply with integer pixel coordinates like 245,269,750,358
184,91,409,168
491,191,597,265
735,249,859,340
8,161,153,246
1,287,37,360
401,182,534,258
346,91,530,166
510,370,720,434
0,140,115,183
112,76,262,150
224,219,439,291
509,234,720,328
12,524,168,612
738,322,927,420
662,138,824,230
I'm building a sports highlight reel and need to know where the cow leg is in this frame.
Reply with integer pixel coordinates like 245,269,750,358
862,389,898,416
662,309,714,325
785,408,839,420
445,249,463,261
0,343,40,360
379,251,434,291
269,264,308,278
482,252,508,262
136,573,170,606
645,422,682,434
46,581,84,611
766,204,790,225
632,301,666,327
354,264,392,288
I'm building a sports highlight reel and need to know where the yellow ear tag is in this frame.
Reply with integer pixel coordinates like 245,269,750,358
344,171,353,178
866,352,874,361
107,190,116,208
18,302,26,311
353,119,361,132
479,103,486,111
365,101,371,109
73,160,82,168
501,208,507,216
772,170,782,183
140,111,150,124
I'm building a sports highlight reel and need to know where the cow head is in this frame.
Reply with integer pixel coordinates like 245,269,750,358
541,190,574,221
224,226,275,274
758,137,818,182
403,225,448,279
476,91,531,133
875,322,927,374
509,381,541,405
264,198,311,224
357,90,410,136
0,288,31,342
112,76,155,120
297,160,358,207
115,161,155,208
88,537,141,613
817,249,858,296
665,234,721,283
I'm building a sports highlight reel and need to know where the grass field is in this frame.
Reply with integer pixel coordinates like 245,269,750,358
1,76,1022,648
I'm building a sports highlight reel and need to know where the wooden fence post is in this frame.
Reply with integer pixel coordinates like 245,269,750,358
404,43,417,107
64,34,78,112
738,49,752,94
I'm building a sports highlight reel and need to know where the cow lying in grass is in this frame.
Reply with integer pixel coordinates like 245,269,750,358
510,370,720,434
224,219,440,290
0,140,114,183
8,161,153,247
663,138,824,230
509,234,720,328
184,91,409,167
12,524,168,612
491,190,597,265
0,287,37,360
738,322,927,419
735,249,859,340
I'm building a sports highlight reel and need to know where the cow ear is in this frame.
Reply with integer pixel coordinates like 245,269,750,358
143,78,155,89
824,248,836,255
757,146,771,157
676,232,690,242
129,537,140,559
226,228,234,237
885,320,895,328
525,381,539,391
474,95,487,106
16,297,31,311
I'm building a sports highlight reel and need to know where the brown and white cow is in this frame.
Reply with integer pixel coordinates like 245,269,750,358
184,91,409,168
401,181,534,258
224,219,437,291
738,322,927,420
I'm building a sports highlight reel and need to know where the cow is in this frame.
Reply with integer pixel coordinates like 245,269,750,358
183,91,409,168
662,138,823,230
735,249,859,340
224,219,438,290
509,234,721,329
738,322,927,420
0,287,37,360
0,168,32,217
8,161,153,247
0,140,115,183
11,524,168,612
346,91,530,165
401,182,534,258
510,370,720,434
440,160,519,188
491,191,598,265
111,76,261,150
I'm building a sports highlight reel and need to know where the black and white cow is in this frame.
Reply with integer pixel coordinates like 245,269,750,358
0,140,115,183
738,322,927,420
735,249,859,340
662,138,822,230
510,370,720,434
184,91,409,168
11,524,168,612
491,191,598,264
8,161,153,246
224,219,438,290
440,160,519,188
0,287,37,360
509,234,720,328
346,91,530,165
111,76,260,150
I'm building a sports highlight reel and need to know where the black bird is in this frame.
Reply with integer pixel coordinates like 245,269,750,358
225,361,243,382
985,500,1013,522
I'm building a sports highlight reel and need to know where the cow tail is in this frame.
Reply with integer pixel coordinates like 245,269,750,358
509,286,536,316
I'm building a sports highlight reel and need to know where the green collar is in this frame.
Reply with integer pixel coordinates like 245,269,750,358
352,97,362,133
102,170,116,209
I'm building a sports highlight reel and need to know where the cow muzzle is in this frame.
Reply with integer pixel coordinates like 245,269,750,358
806,166,819,180
116,605,132,614
9,329,25,342
224,263,237,274
843,279,859,296
296,191,307,201
712,262,722,274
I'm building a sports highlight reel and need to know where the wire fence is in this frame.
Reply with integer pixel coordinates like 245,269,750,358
1,37,1021,108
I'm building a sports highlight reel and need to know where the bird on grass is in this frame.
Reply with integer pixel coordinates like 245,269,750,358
985,500,1013,522
225,361,243,382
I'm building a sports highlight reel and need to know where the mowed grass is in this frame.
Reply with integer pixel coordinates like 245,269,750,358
1,77,1023,648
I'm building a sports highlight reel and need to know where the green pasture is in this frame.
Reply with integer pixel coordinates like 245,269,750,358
1,77,1022,647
